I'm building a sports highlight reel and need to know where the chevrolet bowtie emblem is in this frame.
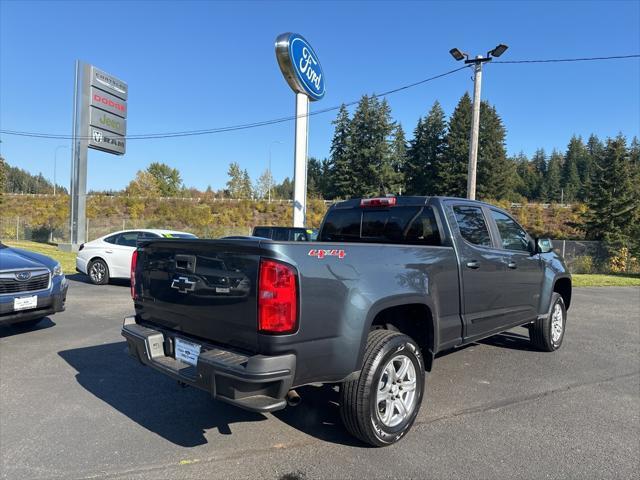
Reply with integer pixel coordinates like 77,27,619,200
171,276,196,293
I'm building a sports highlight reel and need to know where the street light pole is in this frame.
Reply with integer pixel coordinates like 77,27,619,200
53,145,68,196
449,44,508,200
268,140,283,203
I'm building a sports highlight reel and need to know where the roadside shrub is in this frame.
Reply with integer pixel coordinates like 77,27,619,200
570,255,594,274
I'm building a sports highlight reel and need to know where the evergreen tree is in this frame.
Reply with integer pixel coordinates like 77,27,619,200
347,95,396,196
0,155,6,195
327,104,352,198
307,157,324,198
241,169,253,199
561,136,586,202
583,134,605,201
444,93,473,197
584,135,638,253
514,152,535,199
531,149,547,200
390,124,408,194
544,150,563,202
476,101,512,199
406,101,447,195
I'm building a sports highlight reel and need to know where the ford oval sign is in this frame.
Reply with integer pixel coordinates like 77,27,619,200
275,33,325,101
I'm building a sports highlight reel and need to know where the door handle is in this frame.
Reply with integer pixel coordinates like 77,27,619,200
105,250,113,254
466,260,480,269
507,261,517,269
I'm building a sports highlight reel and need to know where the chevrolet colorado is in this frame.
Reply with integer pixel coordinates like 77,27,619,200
122,196,571,446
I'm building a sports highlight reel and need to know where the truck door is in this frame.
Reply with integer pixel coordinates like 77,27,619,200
487,209,544,325
446,202,510,340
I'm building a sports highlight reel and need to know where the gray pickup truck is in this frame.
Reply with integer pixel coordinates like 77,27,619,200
122,196,571,446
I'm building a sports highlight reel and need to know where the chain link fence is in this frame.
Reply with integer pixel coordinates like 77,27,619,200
1,215,631,274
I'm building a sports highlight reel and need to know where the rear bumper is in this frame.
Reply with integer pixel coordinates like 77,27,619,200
121,316,295,413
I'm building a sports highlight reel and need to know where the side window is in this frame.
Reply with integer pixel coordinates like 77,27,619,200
490,210,530,252
116,231,140,247
405,208,441,246
453,206,492,247
104,234,119,244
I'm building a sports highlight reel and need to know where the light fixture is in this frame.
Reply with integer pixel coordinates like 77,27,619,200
489,44,509,58
449,48,466,61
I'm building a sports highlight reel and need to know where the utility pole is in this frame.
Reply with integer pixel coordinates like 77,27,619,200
449,44,509,199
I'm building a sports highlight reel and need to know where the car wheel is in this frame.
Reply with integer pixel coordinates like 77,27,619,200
530,293,566,351
88,259,109,285
339,329,425,447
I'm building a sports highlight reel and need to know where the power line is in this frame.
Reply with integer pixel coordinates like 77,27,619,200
1,53,638,141
0,65,471,141
492,54,640,64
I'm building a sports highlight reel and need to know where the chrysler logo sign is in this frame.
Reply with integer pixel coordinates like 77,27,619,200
92,67,128,100
275,33,325,101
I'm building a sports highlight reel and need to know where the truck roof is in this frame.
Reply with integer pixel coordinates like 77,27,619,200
329,196,496,209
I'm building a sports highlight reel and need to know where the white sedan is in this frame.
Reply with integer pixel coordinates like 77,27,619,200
76,229,196,285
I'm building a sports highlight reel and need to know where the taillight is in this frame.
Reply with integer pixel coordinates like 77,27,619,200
130,249,138,300
258,259,298,334
360,197,397,207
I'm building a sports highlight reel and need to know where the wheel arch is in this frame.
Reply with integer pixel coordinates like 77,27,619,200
356,297,437,373
553,277,572,310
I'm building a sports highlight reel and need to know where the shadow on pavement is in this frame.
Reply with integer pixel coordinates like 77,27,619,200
478,330,537,351
66,273,130,287
0,317,56,338
59,341,266,448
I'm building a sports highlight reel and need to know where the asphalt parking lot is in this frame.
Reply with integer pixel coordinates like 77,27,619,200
1,277,638,480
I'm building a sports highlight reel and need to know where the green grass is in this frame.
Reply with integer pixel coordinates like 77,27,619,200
3,240,77,274
572,274,640,287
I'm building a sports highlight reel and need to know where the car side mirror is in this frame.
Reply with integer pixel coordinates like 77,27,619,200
535,237,553,254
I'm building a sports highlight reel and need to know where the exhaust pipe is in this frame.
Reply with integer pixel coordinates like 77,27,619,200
286,389,301,407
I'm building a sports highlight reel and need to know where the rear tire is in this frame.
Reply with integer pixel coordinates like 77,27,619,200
339,330,425,447
530,293,566,351
88,259,109,285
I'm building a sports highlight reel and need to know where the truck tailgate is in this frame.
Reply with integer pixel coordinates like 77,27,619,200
134,239,263,352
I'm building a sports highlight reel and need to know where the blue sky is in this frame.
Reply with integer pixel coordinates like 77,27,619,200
1,0,639,192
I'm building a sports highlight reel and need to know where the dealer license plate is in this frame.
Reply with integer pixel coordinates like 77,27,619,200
14,295,37,311
175,337,201,367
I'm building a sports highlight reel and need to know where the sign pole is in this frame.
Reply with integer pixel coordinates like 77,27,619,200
293,92,309,228
70,61,90,248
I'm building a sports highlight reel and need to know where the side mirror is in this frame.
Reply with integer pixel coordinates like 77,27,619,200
535,237,553,254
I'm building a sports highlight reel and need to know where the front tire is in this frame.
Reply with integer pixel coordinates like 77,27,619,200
88,259,109,285
530,293,566,351
340,330,425,447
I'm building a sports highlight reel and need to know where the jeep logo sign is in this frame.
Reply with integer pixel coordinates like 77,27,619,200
275,33,325,101
89,107,126,136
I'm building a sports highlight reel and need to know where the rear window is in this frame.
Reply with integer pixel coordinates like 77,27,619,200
320,206,441,245
253,228,271,238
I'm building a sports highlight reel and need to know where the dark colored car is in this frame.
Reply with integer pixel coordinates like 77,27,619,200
122,196,571,446
252,226,318,241
0,242,68,328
